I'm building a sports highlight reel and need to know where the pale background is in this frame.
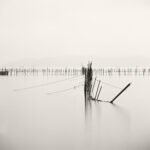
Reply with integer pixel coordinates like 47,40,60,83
0,2,150,150
0,0,150,64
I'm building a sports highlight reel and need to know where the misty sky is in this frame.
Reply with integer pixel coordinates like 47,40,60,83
0,0,150,64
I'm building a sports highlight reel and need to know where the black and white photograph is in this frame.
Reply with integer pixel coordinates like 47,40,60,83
0,0,150,150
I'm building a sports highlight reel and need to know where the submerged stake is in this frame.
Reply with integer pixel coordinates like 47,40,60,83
95,80,101,100
97,86,102,100
91,77,96,96
110,82,131,103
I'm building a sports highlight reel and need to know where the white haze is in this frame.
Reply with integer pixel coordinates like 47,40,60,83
0,0,150,64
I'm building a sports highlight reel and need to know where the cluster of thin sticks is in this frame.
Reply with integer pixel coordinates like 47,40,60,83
90,77,131,103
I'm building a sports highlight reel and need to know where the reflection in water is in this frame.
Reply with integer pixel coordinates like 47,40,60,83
106,103,130,150
111,103,130,128
84,85,92,130
84,96,92,128
1,75,150,150
84,88,92,150
84,96,130,129
94,101,102,125
84,88,131,150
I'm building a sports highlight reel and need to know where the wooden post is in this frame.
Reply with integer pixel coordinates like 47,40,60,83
94,80,101,100
84,62,93,98
90,77,96,96
97,86,102,100
110,82,131,103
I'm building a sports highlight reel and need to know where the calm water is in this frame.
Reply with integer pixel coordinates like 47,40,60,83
0,75,150,150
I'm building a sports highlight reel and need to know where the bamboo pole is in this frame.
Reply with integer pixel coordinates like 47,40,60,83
96,86,102,100
94,80,101,100
90,77,96,96
110,82,131,103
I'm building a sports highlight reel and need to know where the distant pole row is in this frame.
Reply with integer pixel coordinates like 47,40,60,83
93,68,150,76
0,68,82,76
1,67,150,76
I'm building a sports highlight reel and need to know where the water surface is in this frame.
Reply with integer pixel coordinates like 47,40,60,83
0,75,150,150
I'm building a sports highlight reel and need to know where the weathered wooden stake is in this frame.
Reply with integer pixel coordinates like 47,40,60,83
97,86,102,100
110,82,131,103
95,80,101,100
90,77,96,96
84,62,93,98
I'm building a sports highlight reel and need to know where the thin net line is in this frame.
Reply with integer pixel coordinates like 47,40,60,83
14,75,84,91
47,84,83,95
